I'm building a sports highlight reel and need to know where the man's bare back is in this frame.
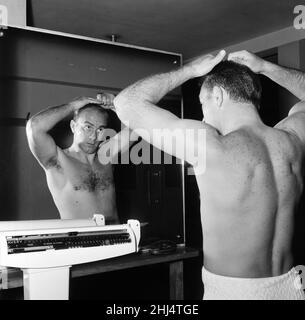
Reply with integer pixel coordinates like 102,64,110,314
196,123,304,278
113,48,305,292
46,147,117,221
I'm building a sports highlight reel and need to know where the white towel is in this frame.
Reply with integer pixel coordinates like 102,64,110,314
202,266,305,300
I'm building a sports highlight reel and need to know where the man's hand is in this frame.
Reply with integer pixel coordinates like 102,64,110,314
186,50,226,78
97,92,115,110
228,50,266,74
69,96,103,110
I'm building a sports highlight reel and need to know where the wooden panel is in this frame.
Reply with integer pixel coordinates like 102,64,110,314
0,27,180,93
0,247,199,290
169,260,184,300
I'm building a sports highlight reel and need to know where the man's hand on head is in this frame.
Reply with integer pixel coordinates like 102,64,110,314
97,92,116,111
228,50,266,74
69,96,103,110
186,50,226,78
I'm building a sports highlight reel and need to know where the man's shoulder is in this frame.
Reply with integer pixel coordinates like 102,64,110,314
273,124,304,156
220,127,271,159
275,111,305,149
58,147,79,162
221,129,254,148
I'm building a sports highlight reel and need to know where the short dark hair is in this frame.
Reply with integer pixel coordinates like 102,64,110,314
73,104,109,122
200,61,262,110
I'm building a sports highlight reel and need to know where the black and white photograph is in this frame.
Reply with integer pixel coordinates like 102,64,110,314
0,0,304,305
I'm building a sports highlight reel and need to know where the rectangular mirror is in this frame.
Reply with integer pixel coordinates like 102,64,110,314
0,26,185,246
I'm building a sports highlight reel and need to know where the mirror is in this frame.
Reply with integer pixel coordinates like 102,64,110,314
0,26,185,246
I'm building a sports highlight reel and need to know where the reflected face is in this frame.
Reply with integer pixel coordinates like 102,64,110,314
72,109,108,154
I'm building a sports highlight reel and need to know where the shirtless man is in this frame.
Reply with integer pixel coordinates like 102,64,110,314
113,50,305,299
26,93,132,223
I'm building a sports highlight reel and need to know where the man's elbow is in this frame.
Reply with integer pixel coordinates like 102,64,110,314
26,118,33,137
113,95,126,111
113,95,130,122
288,101,305,117
25,117,41,139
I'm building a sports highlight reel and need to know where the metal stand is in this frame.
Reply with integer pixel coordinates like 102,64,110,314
22,266,71,300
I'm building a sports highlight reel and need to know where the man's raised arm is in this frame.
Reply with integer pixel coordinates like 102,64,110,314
228,50,305,102
113,51,226,163
26,96,101,169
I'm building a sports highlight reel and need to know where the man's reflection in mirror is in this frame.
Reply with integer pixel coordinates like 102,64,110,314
26,93,135,224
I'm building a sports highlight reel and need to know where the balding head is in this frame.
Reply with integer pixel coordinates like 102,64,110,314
73,104,109,124
70,104,110,154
